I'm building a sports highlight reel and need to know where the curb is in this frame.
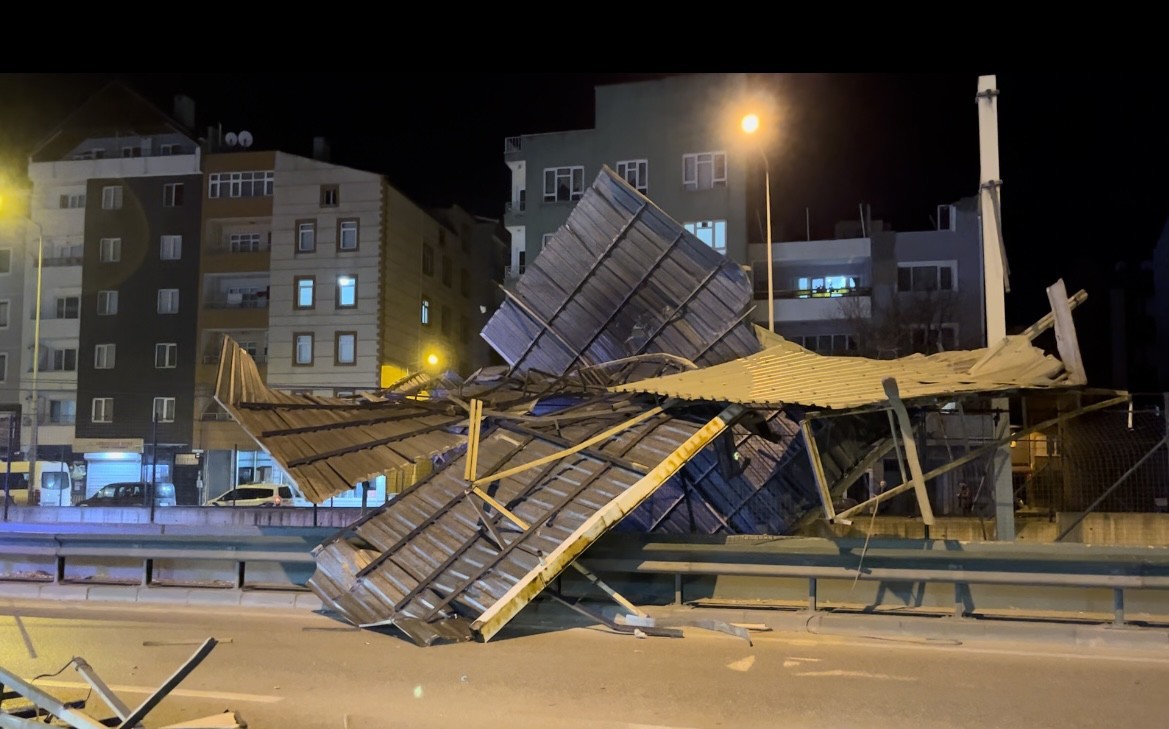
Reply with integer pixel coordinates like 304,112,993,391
0,582,322,611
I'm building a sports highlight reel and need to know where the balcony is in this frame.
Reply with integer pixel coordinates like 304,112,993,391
504,136,522,155
504,200,526,214
203,296,269,310
752,287,873,323
203,352,266,364
42,254,84,267
23,413,76,426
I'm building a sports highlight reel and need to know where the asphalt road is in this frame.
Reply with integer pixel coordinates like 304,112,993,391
1,599,1167,729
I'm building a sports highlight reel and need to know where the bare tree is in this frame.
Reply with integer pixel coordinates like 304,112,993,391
836,289,957,359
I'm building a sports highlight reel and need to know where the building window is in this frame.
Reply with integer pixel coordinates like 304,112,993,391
153,396,176,423
897,262,957,292
121,145,141,158
0,353,5,382
338,219,359,251
294,333,314,365
320,184,339,207
101,186,123,210
682,152,727,191
793,334,858,355
159,143,177,155
422,243,435,276
55,296,80,319
460,315,471,344
99,238,121,262
460,268,470,297
335,331,356,366
296,220,316,252
683,220,727,254
906,323,959,353
157,289,179,314
160,235,182,260
48,400,75,424
796,275,860,298
50,348,77,372
543,166,585,202
155,342,177,368
163,183,184,207
59,193,85,209
442,256,452,287
295,276,315,309
616,159,649,194
97,290,118,315
0,300,8,328
421,297,431,326
92,397,113,423
0,249,10,273
441,305,451,336
94,343,116,369
540,233,554,250
208,171,274,199
230,233,264,252
336,275,357,309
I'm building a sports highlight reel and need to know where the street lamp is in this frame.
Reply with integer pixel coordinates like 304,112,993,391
741,113,774,333
25,217,43,492
0,190,43,493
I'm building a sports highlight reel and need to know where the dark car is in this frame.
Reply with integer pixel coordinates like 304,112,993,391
78,481,176,507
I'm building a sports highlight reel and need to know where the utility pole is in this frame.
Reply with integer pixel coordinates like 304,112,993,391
977,74,1016,540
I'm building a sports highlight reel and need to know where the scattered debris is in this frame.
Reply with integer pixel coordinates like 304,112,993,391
0,637,245,728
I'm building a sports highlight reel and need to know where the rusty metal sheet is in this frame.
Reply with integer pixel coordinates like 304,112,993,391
481,166,761,379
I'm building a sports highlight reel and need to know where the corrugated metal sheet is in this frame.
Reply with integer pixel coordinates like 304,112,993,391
481,166,761,378
213,337,467,503
308,396,741,644
612,334,1074,411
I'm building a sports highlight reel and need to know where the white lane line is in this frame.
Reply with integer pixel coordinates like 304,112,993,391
795,669,916,682
35,680,283,704
726,655,755,671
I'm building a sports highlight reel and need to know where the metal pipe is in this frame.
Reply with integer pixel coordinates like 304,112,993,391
764,155,774,332
28,219,43,505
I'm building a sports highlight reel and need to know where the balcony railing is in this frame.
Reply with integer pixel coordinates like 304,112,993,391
504,136,522,154
203,352,266,364
203,297,269,309
42,254,84,267
752,285,873,299
210,242,271,254
504,200,526,214
200,410,235,422
23,413,76,426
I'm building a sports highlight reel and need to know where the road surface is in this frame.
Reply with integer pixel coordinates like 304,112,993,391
1,599,1166,728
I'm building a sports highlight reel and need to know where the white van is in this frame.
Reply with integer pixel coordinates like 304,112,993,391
0,461,72,506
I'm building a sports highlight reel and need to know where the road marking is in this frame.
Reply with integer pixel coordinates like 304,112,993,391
36,680,283,704
782,657,821,667
726,655,755,672
795,669,916,682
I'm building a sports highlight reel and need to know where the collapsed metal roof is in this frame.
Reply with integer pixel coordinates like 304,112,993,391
212,166,1101,644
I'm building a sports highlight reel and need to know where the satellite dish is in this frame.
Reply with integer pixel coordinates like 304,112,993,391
239,131,254,148
224,132,238,147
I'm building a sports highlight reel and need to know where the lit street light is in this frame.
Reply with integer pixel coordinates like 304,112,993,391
741,113,774,333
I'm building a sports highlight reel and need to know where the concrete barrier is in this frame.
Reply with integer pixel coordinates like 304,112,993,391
1,505,366,529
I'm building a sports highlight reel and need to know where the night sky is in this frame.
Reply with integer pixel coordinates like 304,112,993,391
2,72,1167,338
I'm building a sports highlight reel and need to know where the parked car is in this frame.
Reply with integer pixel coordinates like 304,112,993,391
78,482,176,507
207,483,302,507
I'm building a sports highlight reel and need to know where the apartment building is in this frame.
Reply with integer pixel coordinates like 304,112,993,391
503,73,755,285
0,214,25,419
750,197,984,357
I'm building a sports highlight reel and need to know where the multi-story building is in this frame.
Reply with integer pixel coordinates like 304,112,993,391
0,209,27,456
3,82,506,503
758,197,985,357
19,83,202,499
503,73,988,356
503,73,754,285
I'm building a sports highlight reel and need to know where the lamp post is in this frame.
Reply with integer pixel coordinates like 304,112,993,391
26,217,44,495
741,113,774,333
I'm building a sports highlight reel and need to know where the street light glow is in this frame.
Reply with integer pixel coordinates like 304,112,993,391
741,113,760,135
427,353,439,366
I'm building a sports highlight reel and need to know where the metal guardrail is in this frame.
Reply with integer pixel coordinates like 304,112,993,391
581,535,1169,626
0,531,319,590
